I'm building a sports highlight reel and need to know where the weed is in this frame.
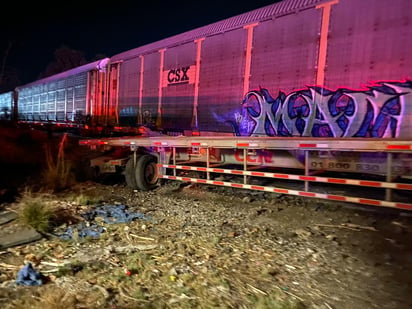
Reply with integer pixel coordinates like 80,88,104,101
252,291,306,309
56,261,85,277
16,189,80,234
42,133,74,192
124,252,155,278
7,287,77,309
18,190,54,233
67,193,102,206
130,286,149,301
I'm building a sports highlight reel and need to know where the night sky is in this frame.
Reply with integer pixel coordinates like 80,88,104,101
0,0,278,88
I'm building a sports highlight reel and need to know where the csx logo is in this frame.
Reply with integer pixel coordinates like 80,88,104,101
167,66,190,84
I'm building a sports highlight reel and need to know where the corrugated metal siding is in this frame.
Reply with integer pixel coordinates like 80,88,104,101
56,89,65,121
325,0,412,89
118,57,140,126
112,0,412,137
140,53,161,128
111,0,325,62
198,28,247,132
249,8,320,93
74,74,87,112
0,91,14,119
162,42,196,130
17,70,89,121
15,58,109,121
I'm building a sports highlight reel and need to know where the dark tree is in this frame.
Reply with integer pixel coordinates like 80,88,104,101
39,45,88,78
0,67,20,93
91,53,108,62
0,41,19,93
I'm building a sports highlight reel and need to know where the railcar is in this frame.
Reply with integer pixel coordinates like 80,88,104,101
106,0,412,138
7,0,412,138
14,58,109,128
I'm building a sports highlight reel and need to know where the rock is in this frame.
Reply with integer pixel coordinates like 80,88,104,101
242,196,253,203
0,226,42,249
294,228,312,239
0,211,18,225
227,231,236,238
325,234,337,241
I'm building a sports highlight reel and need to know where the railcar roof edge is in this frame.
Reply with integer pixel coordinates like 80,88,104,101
15,58,110,90
110,0,327,62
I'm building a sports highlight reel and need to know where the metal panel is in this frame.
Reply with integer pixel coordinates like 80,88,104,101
162,42,196,130
47,91,56,120
56,89,65,112
117,57,140,126
0,91,13,119
66,88,74,120
73,73,88,115
325,0,412,89
40,94,47,113
56,88,66,121
74,84,87,111
140,53,160,128
319,0,412,139
198,28,247,132
250,8,320,93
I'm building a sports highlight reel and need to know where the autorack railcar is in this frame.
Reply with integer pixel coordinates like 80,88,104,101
107,0,412,139
14,58,109,128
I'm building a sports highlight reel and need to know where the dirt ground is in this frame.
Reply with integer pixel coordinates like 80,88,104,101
0,126,412,309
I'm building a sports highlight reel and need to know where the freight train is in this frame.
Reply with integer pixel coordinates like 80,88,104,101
1,0,412,209
1,0,411,138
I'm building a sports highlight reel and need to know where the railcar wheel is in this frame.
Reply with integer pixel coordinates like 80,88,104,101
124,157,138,188
135,154,158,191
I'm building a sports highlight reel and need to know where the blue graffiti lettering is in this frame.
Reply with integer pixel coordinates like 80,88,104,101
233,80,411,137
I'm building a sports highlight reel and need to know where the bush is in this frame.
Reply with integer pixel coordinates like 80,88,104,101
18,190,54,233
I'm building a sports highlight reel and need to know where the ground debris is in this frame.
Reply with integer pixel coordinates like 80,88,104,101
0,181,411,309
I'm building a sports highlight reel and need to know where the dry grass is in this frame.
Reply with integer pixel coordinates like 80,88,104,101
1,157,308,309
42,133,74,192
3,195,307,309
6,287,77,309
65,192,102,206
15,189,93,234
17,190,54,233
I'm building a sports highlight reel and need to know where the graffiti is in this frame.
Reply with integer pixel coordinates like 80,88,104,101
141,110,155,128
232,80,412,137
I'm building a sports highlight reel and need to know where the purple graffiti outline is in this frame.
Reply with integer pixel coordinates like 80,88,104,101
234,80,411,137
